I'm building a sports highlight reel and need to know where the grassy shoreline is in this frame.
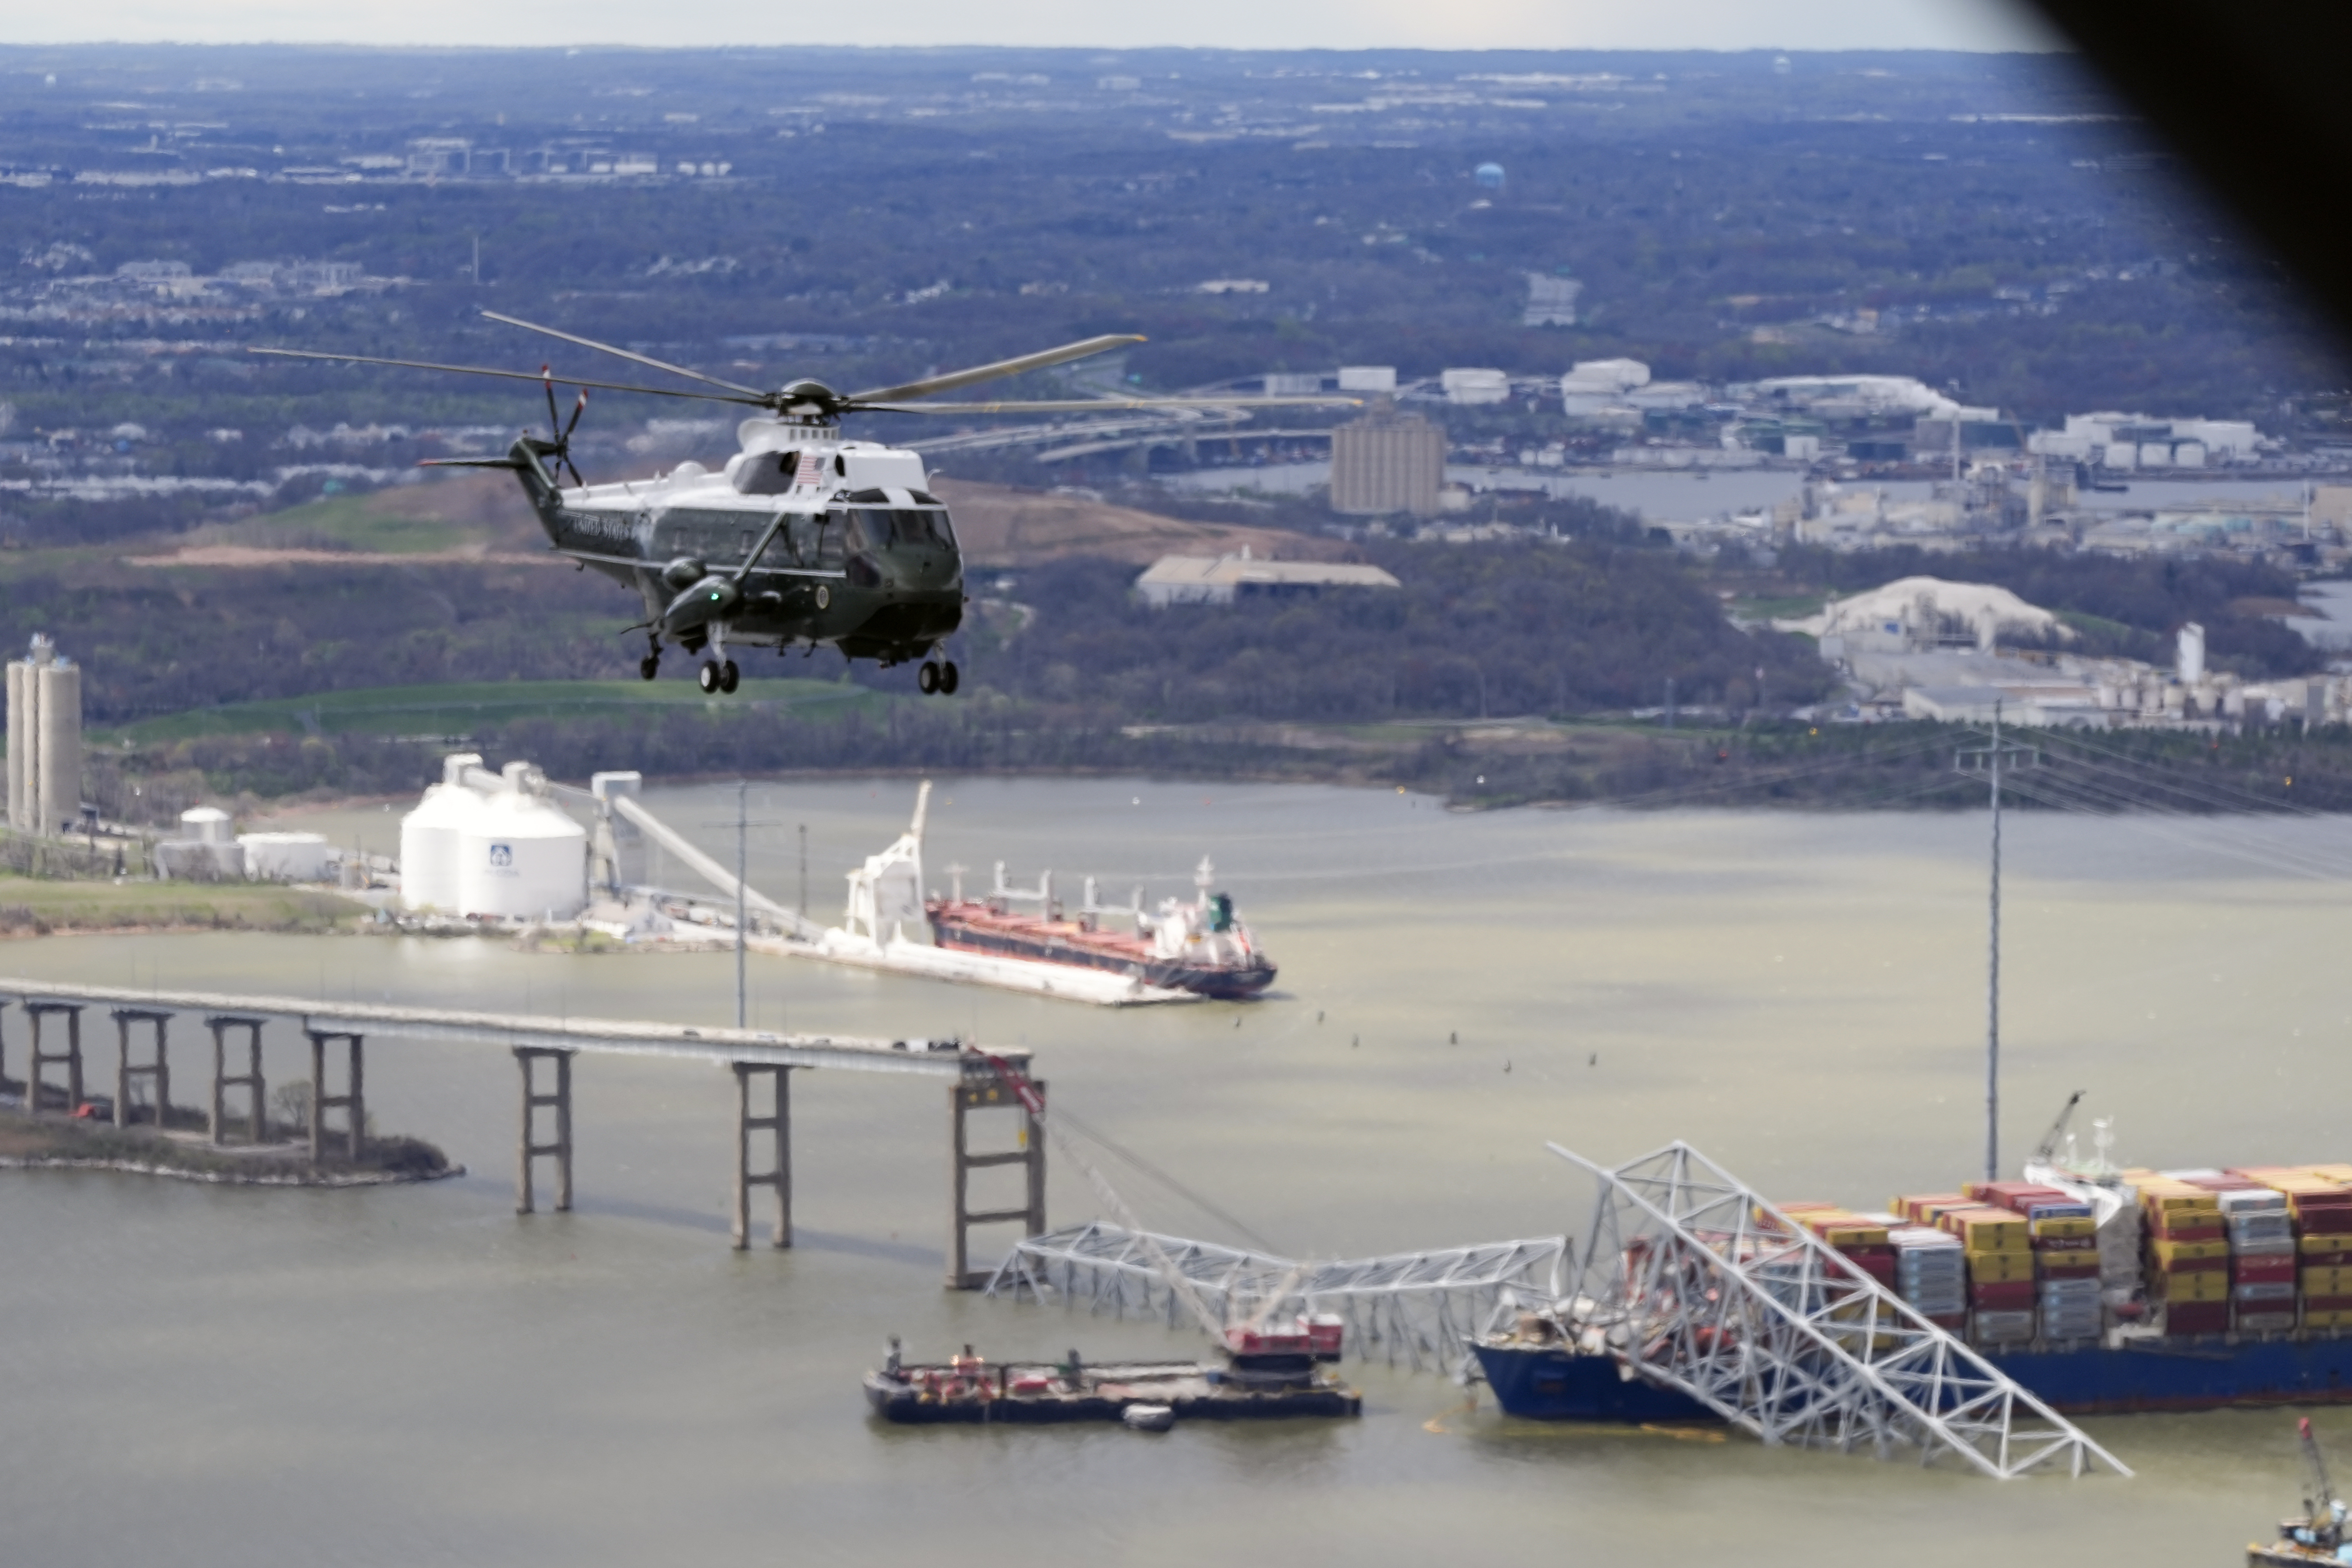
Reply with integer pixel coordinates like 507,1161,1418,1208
0,875,368,938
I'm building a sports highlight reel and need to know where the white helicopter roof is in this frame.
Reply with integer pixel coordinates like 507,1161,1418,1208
564,423,932,511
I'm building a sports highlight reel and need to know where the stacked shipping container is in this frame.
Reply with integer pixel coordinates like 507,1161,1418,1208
1780,1165,2352,1350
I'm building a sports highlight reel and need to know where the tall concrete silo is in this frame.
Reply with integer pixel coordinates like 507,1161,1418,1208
5,634,80,837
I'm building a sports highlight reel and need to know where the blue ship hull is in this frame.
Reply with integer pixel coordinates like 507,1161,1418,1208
1476,1338,2352,1422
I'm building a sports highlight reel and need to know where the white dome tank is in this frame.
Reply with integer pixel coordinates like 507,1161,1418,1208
457,787,587,919
399,754,488,913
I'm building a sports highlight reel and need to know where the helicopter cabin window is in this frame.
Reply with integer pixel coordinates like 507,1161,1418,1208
815,511,850,567
731,450,795,496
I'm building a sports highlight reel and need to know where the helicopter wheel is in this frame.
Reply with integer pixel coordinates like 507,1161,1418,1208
718,659,739,694
698,662,721,695
639,655,659,682
917,661,941,695
939,660,960,696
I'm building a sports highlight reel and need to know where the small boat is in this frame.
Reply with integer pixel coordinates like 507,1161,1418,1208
864,1321,1360,1427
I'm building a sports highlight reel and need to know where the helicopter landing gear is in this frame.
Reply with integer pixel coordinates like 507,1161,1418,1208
719,659,739,693
698,662,720,694
639,655,659,682
940,660,959,695
917,661,940,695
700,659,738,695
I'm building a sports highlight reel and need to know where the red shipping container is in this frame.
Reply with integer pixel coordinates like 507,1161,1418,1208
2167,1300,2232,1334
2182,1175,2266,1193
2235,1257,2298,1283
1925,1312,1968,1333
2305,1295,2352,1312
2038,1261,2101,1279
2303,1211,2352,1235
1975,1182,2072,1213
1971,1280,2035,1308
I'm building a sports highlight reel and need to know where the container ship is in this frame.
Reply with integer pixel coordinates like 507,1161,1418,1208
1476,1139,2352,1420
925,856,1275,1000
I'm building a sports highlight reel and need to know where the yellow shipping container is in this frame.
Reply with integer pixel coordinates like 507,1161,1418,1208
1967,1252,2035,1284
1816,1224,1890,1248
2305,1267,2352,1294
2304,1166,2352,1185
2304,1235,2352,1256
2158,1271,2230,1303
1950,1215,2029,1249
2307,1310,2352,1330
2031,1216,2097,1240
2152,1237,2230,1266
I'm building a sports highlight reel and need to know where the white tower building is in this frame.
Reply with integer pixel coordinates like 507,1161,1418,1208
6,635,82,837
2177,621,2206,684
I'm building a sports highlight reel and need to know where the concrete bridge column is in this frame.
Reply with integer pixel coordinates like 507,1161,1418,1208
25,1002,85,1115
731,1063,790,1251
111,1009,171,1127
946,1074,1046,1290
205,1016,266,1145
304,1029,364,1162
514,1047,574,1215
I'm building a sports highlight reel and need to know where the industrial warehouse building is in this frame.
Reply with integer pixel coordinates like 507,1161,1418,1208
1134,552,1401,607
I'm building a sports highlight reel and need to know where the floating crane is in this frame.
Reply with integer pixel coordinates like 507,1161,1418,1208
2250,1417,2349,1566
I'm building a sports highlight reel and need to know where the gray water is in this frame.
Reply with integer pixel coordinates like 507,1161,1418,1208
8,777,2352,1564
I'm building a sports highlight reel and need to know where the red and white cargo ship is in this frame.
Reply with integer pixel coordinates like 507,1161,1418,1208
926,856,1277,1000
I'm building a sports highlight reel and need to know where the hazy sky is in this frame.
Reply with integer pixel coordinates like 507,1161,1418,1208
3,0,2061,52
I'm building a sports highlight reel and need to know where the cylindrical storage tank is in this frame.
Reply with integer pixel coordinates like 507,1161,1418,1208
239,832,332,883
179,806,233,844
399,784,485,912
457,789,587,919
6,659,30,832
35,660,79,837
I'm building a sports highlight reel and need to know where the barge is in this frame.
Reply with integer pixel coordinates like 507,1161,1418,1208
866,1322,1360,1426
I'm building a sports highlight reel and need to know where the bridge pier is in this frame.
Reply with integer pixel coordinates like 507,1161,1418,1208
947,1074,1045,1290
305,1029,365,1162
25,1002,85,1115
205,1016,267,1144
731,1063,790,1250
515,1046,574,1214
111,1009,171,1127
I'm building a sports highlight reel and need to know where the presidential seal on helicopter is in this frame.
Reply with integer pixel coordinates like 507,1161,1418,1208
253,316,1352,694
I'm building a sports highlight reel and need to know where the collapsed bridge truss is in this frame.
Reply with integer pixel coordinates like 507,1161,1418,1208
1555,1140,2130,1479
987,1221,1562,1378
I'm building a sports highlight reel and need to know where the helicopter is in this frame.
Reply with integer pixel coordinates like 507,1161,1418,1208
252,315,1353,694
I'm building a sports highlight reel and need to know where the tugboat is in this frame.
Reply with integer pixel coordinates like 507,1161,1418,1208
2252,1418,2352,1566
925,855,1276,1000
864,1318,1359,1426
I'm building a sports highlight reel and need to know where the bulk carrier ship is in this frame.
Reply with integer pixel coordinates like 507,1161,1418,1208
926,857,1276,1000
1476,1126,2352,1420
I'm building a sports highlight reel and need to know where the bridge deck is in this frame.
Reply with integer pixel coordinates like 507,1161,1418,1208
0,978,1017,1077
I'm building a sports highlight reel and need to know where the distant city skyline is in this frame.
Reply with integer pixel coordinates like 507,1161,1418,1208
3,0,2061,53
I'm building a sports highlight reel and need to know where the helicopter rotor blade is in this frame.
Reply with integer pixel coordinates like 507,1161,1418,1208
481,310,769,399
247,347,772,407
541,366,562,443
563,388,589,441
845,334,1147,406
852,395,1363,414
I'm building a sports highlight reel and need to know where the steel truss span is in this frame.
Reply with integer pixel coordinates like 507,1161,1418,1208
987,1221,1563,1378
1552,1140,2130,1479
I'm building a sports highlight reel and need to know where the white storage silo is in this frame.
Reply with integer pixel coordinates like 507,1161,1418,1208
399,753,487,913
457,787,587,919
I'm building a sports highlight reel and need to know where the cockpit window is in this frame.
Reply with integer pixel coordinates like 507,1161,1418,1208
842,505,952,550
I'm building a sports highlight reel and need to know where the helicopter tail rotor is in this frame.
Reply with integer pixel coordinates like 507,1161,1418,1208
538,366,589,488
